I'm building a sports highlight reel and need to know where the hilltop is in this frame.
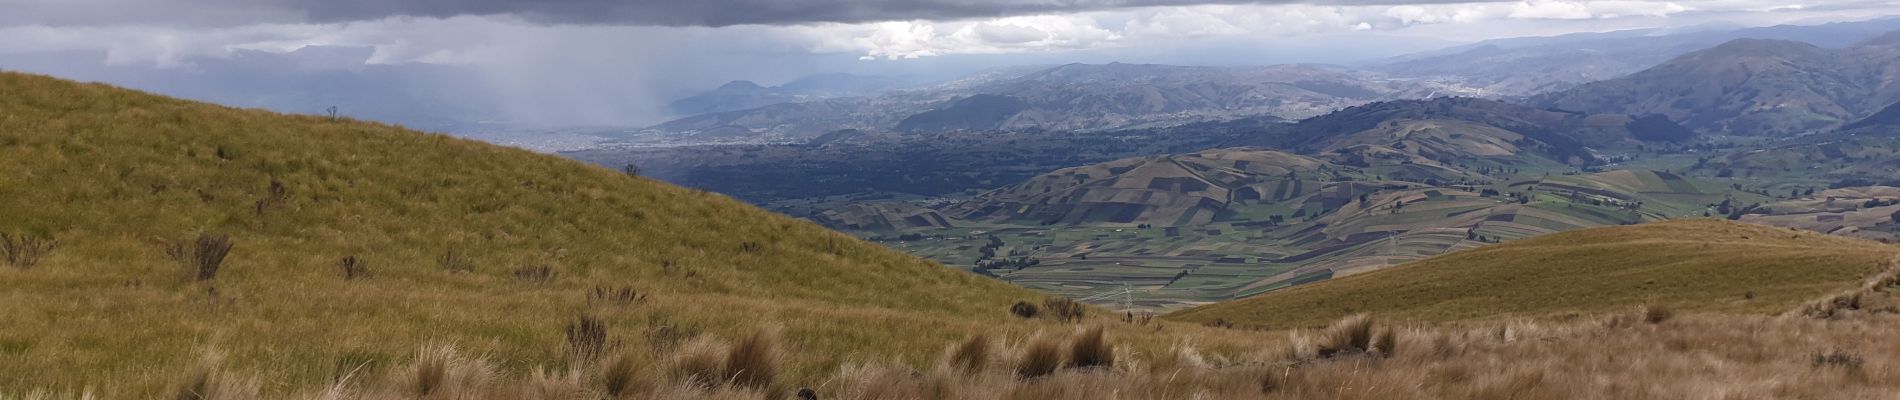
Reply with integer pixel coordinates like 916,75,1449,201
1167,220,1899,329
0,71,1070,394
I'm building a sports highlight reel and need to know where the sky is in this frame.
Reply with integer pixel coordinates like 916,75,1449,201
2,0,1898,128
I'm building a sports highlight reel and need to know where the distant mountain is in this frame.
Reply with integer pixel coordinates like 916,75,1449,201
1535,34,1900,136
1375,18,1900,97
642,62,1454,140
666,73,921,116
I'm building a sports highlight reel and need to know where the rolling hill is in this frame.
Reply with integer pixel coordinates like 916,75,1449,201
1166,220,1899,329
0,71,1061,394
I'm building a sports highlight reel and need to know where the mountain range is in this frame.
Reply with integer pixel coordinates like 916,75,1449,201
1537,33,1900,136
641,63,1455,140
1373,17,1900,96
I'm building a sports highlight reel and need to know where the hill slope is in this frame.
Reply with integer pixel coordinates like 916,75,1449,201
0,72,1043,393
1167,220,1897,329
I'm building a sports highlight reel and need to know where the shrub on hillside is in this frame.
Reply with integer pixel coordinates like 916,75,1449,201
1009,301,1039,319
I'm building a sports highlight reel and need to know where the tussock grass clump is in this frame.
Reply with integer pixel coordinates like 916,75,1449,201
1066,326,1114,370
512,264,556,284
400,345,496,398
564,315,612,364
671,337,728,389
1316,314,1375,358
947,334,991,374
589,286,648,307
337,256,369,281
166,233,233,281
0,232,57,269
724,329,780,391
598,353,644,399
169,351,258,400
520,369,582,400
1015,335,1064,379
1042,298,1085,323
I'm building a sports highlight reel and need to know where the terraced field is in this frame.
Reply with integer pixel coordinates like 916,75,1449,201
851,167,1779,310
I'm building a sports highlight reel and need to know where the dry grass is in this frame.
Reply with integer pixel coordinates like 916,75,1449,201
17,301,1900,399
1171,220,1900,329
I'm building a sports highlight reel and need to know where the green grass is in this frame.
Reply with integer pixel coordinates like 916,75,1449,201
1166,219,1899,329
0,71,1093,395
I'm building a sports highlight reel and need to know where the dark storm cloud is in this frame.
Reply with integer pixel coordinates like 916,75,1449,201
5,0,1479,27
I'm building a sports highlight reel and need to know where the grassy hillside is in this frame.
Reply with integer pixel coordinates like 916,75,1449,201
1168,219,1898,329
0,72,1077,394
